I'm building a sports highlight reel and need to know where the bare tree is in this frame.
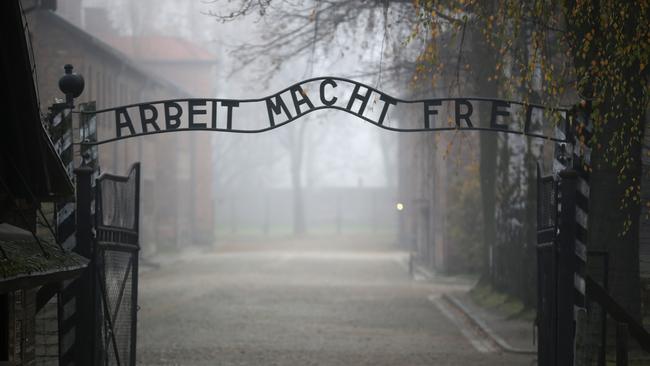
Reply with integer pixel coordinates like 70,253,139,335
205,0,418,83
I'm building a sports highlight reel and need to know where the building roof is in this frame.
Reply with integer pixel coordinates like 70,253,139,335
1,0,74,200
0,223,87,292
36,10,189,95
102,35,217,63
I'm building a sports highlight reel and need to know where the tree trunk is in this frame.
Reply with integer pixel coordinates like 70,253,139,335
468,23,499,279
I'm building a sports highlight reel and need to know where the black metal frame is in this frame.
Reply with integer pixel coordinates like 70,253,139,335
536,167,581,366
94,163,141,366
536,168,559,366
64,78,582,365
587,250,610,365
78,76,570,146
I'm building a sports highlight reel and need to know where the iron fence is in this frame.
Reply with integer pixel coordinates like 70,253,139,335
95,163,140,366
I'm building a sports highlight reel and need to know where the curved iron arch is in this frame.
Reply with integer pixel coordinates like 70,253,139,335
78,76,571,146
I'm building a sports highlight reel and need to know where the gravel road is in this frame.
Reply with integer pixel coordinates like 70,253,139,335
136,237,533,365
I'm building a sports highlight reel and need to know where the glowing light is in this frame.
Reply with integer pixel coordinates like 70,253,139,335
396,202,404,211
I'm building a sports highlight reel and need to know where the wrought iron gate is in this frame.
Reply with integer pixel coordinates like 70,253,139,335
536,166,558,366
536,164,580,366
95,163,141,366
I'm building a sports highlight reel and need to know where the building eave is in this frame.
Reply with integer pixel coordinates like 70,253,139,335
37,9,191,97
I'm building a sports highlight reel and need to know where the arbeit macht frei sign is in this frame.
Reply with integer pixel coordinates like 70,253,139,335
79,77,569,145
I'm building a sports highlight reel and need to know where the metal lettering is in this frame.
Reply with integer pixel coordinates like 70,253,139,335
138,104,160,133
346,83,372,116
319,79,338,106
221,100,239,130
211,100,218,129
80,77,570,145
423,100,442,129
188,100,208,129
455,99,473,128
164,102,182,130
377,95,397,126
266,95,292,127
490,100,510,130
290,86,315,116
115,107,136,137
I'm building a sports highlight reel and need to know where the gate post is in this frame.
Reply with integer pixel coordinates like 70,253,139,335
557,169,578,365
74,165,97,365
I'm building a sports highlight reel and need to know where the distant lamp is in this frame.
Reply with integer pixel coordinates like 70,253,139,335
396,202,404,211
58,64,84,107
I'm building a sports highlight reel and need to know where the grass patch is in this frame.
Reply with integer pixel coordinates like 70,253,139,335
497,297,525,317
470,281,531,320
470,282,508,308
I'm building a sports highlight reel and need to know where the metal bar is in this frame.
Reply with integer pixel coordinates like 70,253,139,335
94,161,141,365
588,250,611,366
585,277,650,353
96,163,141,183
602,253,610,366
73,166,96,365
130,162,141,366
97,261,123,366
110,257,133,325
79,114,570,146
557,169,578,365
81,77,571,114
132,163,141,235
130,249,139,366
616,323,628,366
75,78,571,146
536,165,559,366
96,241,139,252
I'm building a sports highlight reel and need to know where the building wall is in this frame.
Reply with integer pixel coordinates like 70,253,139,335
34,298,58,366
5,289,37,366
144,62,216,97
25,8,204,254
2,290,60,366
136,60,216,248
395,96,481,274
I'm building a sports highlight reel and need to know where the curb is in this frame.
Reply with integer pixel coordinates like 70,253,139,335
442,293,536,355
412,263,436,280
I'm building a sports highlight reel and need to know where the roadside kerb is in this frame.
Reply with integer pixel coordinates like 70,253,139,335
442,293,536,355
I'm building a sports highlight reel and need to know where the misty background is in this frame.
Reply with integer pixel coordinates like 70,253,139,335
27,0,543,276
46,0,419,247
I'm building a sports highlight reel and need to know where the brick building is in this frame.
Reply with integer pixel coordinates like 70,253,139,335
24,1,216,252
101,34,217,247
1,2,87,365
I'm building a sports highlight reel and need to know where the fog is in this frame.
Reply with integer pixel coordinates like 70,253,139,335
23,1,557,363
13,0,648,363
28,0,559,273
44,0,421,250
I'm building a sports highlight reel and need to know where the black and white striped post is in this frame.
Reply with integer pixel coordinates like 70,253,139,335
571,102,592,310
543,103,591,365
48,64,97,366
51,106,79,366
557,168,578,364
51,107,76,250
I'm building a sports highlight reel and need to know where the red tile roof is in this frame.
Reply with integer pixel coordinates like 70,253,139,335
102,35,216,62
